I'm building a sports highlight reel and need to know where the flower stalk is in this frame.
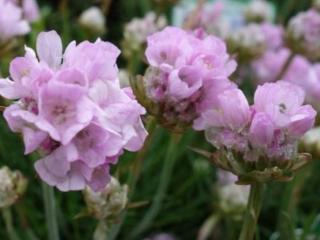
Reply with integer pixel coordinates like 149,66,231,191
238,183,264,240
42,183,60,240
2,207,21,240
274,52,295,81
129,133,182,238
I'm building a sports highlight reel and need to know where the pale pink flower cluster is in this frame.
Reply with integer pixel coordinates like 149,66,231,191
0,31,147,191
252,21,320,110
195,81,316,161
287,9,320,60
0,0,39,42
144,26,236,126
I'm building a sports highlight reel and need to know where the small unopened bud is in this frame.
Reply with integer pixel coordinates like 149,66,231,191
244,0,273,23
217,174,249,216
83,176,128,220
0,166,28,208
79,7,106,35
286,9,320,61
227,24,266,63
300,127,320,158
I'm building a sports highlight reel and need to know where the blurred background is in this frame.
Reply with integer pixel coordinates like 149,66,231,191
0,0,319,240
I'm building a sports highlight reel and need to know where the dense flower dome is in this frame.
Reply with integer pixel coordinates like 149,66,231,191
143,26,236,129
0,31,148,191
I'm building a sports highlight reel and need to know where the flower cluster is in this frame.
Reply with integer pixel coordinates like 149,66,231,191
141,26,236,130
252,48,320,110
195,81,316,182
0,0,39,43
286,9,320,61
0,31,147,191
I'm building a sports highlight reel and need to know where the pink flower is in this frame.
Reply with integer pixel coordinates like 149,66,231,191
8,0,40,22
63,39,121,83
21,0,40,22
260,23,283,50
37,81,94,145
252,48,289,83
145,27,193,69
194,88,250,131
197,88,251,151
253,81,306,127
144,27,236,127
0,31,148,192
0,0,30,42
198,81,316,161
249,112,275,147
250,81,316,159
287,9,320,60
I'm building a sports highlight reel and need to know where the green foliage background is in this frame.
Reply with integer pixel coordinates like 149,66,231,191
0,0,319,240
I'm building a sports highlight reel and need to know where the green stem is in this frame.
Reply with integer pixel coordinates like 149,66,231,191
274,52,295,82
107,118,157,240
1,207,21,240
129,117,157,195
42,183,60,240
93,220,108,240
129,133,182,238
277,166,312,239
238,183,264,240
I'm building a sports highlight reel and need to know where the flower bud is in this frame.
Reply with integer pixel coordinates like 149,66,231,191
79,7,106,35
0,166,28,208
227,24,266,63
300,127,320,158
244,0,274,23
286,9,320,61
218,184,249,216
83,176,128,220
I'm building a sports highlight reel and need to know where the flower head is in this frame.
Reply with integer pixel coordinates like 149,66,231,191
286,9,320,61
139,26,236,131
195,81,316,183
0,31,147,191
0,0,30,42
